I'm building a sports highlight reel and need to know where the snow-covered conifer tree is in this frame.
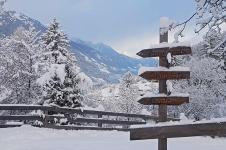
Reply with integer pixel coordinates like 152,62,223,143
0,27,42,104
38,19,83,108
117,72,141,114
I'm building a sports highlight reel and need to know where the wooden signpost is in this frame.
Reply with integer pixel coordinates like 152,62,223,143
130,17,226,150
131,20,192,150
130,18,226,150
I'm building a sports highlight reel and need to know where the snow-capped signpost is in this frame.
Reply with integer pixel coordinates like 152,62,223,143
129,19,226,150
131,17,192,150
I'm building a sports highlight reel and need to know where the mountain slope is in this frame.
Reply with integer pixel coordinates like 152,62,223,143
70,40,156,83
0,11,45,36
0,10,156,83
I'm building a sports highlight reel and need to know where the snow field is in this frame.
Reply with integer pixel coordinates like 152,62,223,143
0,125,226,150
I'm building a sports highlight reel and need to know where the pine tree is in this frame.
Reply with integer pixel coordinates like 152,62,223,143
117,72,141,114
39,19,82,108
0,27,42,104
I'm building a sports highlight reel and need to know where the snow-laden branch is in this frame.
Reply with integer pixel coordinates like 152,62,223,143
169,0,226,42
208,34,226,54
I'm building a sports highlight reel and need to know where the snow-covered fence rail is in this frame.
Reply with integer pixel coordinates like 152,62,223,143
0,104,179,131
130,120,226,140
0,115,42,121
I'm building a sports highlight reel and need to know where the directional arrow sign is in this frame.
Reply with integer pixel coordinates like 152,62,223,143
138,96,189,105
137,46,191,58
139,70,190,80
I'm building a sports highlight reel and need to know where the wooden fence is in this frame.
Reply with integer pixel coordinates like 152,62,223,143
0,104,179,131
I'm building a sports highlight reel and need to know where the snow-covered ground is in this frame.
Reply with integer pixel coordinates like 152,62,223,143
0,125,226,150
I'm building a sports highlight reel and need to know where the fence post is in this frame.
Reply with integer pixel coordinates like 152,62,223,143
42,110,48,127
98,114,102,127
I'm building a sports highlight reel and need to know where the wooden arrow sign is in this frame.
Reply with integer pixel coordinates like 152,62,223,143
138,95,189,105
139,69,190,80
137,46,191,58
130,121,226,140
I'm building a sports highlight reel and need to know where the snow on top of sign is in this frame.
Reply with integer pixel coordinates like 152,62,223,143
166,80,173,93
159,17,175,28
167,52,172,64
131,117,226,129
138,66,190,75
138,92,189,99
159,17,176,34
149,41,191,49
160,17,171,28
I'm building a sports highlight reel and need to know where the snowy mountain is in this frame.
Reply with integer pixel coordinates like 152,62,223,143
0,10,156,83
70,40,156,83
0,11,45,36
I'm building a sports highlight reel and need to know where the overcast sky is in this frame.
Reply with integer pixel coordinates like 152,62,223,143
6,0,199,57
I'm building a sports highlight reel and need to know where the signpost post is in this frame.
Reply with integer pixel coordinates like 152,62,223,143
131,20,192,150
158,29,168,150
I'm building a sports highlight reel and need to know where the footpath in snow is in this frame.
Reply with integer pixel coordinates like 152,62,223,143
0,125,226,150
